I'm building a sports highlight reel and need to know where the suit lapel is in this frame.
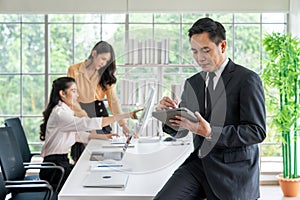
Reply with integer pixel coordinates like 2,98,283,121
220,60,235,88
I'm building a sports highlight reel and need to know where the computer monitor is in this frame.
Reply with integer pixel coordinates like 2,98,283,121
136,87,156,136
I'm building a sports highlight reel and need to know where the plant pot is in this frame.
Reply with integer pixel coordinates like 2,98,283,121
276,174,300,197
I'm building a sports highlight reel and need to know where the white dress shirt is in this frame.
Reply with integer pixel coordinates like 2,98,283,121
41,101,103,157
205,58,229,90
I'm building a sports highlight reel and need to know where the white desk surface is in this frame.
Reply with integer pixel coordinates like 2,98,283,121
58,137,193,200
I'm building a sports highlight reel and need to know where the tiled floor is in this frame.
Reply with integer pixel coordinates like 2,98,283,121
260,185,300,200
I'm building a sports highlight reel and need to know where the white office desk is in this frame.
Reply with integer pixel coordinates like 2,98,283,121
58,137,193,200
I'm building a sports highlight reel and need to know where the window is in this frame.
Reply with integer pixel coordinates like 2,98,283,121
0,13,287,157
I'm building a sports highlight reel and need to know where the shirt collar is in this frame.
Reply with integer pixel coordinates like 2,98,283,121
214,58,229,78
78,61,87,74
58,100,73,112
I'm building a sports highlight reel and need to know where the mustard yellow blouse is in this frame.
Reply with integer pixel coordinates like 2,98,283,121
67,62,126,126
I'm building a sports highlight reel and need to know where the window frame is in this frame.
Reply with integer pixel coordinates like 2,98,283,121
0,13,288,162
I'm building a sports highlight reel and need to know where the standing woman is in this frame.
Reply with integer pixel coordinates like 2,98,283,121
39,77,140,192
67,41,130,162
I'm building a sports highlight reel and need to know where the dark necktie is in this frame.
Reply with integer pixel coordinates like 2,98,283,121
206,72,216,116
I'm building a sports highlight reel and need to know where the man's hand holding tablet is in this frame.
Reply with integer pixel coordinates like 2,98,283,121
152,107,198,131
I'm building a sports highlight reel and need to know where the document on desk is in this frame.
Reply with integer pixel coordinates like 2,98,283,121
90,149,124,161
83,171,129,188
102,143,135,148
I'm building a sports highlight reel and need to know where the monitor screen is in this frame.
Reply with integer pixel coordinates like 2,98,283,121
136,87,156,135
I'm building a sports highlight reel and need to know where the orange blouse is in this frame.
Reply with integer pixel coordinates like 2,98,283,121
67,62,126,126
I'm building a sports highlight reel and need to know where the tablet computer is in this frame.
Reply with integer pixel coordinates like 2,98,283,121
152,107,198,131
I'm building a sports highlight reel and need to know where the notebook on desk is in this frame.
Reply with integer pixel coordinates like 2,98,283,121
83,171,129,188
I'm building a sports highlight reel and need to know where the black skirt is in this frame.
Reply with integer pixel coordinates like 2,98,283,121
70,100,112,162
79,100,112,134
39,154,73,192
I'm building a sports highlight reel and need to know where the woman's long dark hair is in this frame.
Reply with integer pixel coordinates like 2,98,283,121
40,77,76,141
88,41,117,91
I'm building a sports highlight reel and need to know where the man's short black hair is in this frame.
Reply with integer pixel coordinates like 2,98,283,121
188,17,226,45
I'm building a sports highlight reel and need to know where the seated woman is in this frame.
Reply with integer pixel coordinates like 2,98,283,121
39,77,141,192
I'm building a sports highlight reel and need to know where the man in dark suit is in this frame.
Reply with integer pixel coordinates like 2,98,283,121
154,17,266,200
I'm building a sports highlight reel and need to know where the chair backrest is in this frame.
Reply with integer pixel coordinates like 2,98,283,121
0,127,26,181
0,173,6,200
4,117,32,163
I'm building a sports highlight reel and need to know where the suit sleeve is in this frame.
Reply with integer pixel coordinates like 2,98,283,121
162,80,190,138
214,73,266,147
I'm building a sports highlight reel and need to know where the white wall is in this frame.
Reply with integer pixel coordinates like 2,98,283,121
289,0,300,173
0,0,127,13
0,0,289,13
289,0,300,37
128,0,289,13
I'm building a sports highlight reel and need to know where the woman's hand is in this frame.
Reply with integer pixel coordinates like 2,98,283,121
111,108,144,125
120,124,140,138
130,108,144,119
71,101,88,117
89,132,119,140
103,133,119,139
120,124,131,136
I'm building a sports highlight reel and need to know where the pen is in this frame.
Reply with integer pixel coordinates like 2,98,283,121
110,142,126,144
97,164,123,168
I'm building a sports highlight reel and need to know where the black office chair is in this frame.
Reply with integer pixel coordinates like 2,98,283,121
0,127,64,195
0,173,6,200
4,117,40,164
0,172,54,200
4,117,56,181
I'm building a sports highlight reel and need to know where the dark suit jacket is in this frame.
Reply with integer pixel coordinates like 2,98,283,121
163,59,266,200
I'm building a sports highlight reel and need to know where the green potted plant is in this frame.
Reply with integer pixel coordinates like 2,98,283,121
262,32,300,197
